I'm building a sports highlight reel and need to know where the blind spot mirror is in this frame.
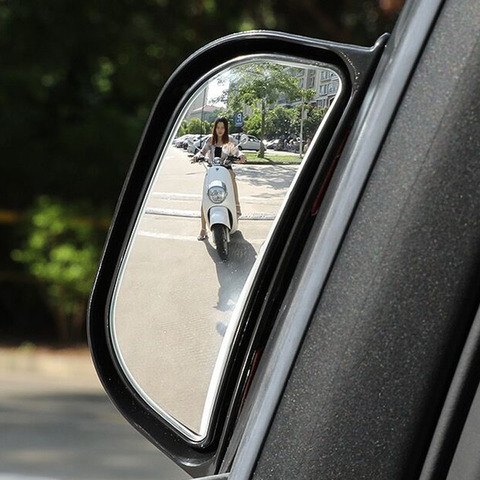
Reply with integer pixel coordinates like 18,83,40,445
110,56,341,442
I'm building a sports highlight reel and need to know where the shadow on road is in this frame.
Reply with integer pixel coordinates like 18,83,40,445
204,232,257,318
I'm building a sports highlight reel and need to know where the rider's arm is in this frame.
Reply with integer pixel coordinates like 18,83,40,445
228,137,246,163
193,138,211,160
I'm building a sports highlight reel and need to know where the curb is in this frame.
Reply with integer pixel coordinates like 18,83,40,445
0,347,96,379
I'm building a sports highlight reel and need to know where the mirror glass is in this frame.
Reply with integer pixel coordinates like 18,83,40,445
110,56,341,441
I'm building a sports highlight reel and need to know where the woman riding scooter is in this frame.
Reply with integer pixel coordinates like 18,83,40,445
192,117,246,241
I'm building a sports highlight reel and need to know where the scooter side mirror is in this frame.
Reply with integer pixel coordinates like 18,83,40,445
87,30,387,476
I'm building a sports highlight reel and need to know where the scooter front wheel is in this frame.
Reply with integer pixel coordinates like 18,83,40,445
212,224,229,262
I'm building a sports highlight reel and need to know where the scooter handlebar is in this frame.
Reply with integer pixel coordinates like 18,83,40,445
192,155,243,165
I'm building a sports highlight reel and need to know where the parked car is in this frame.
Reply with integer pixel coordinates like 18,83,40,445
89,1,480,479
172,134,189,147
187,135,208,154
232,133,262,151
285,137,302,152
182,134,199,150
172,134,199,150
265,138,281,150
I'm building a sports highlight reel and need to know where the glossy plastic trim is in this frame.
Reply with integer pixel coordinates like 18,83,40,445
88,30,387,477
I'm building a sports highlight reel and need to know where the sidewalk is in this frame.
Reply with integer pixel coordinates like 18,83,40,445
0,345,102,391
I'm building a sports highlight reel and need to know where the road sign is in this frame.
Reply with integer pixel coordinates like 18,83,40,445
234,112,244,128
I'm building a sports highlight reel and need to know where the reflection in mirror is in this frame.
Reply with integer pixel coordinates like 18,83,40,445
111,56,341,441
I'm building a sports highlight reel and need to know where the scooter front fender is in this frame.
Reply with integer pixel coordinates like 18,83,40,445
209,206,231,229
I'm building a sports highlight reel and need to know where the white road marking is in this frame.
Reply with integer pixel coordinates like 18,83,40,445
150,192,201,200
145,207,276,221
138,230,199,242
150,191,282,205
145,207,200,218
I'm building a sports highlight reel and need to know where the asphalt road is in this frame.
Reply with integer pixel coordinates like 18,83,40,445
0,348,190,480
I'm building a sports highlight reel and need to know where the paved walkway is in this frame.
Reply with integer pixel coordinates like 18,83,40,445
0,346,190,480
0,346,99,385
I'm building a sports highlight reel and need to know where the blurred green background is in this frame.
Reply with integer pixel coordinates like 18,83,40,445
0,0,404,346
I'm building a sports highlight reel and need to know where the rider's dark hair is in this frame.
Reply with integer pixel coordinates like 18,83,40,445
212,117,229,145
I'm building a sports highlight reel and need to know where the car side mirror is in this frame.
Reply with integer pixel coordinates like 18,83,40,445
88,30,387,477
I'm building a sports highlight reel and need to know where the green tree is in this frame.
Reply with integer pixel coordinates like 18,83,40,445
186,118,211,134
287,104,329,153
177,120,189,136
226,64,311,156
0,0,404,343
302,105,328,139
243,109,262,137
11,197,105,344
266,105,299,138
0,0,404,207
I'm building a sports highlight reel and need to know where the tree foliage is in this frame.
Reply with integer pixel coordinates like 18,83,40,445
0,0,404,208
265,106,299,138
185,118,211,135
11,197,104,343
0,0,405,344
292,104,329,140
224,64,313,156
227,65,305,111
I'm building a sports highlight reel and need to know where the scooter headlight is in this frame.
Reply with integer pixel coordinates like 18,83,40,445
208,183,227,204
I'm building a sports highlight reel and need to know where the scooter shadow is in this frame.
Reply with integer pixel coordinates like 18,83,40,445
203,231,257,316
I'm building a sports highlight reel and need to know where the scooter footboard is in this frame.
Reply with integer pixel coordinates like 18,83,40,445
209,206,231,229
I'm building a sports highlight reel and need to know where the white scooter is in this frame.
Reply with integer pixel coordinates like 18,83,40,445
196,153,240,262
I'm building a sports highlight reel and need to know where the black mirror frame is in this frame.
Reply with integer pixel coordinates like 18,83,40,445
88,30,388,477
